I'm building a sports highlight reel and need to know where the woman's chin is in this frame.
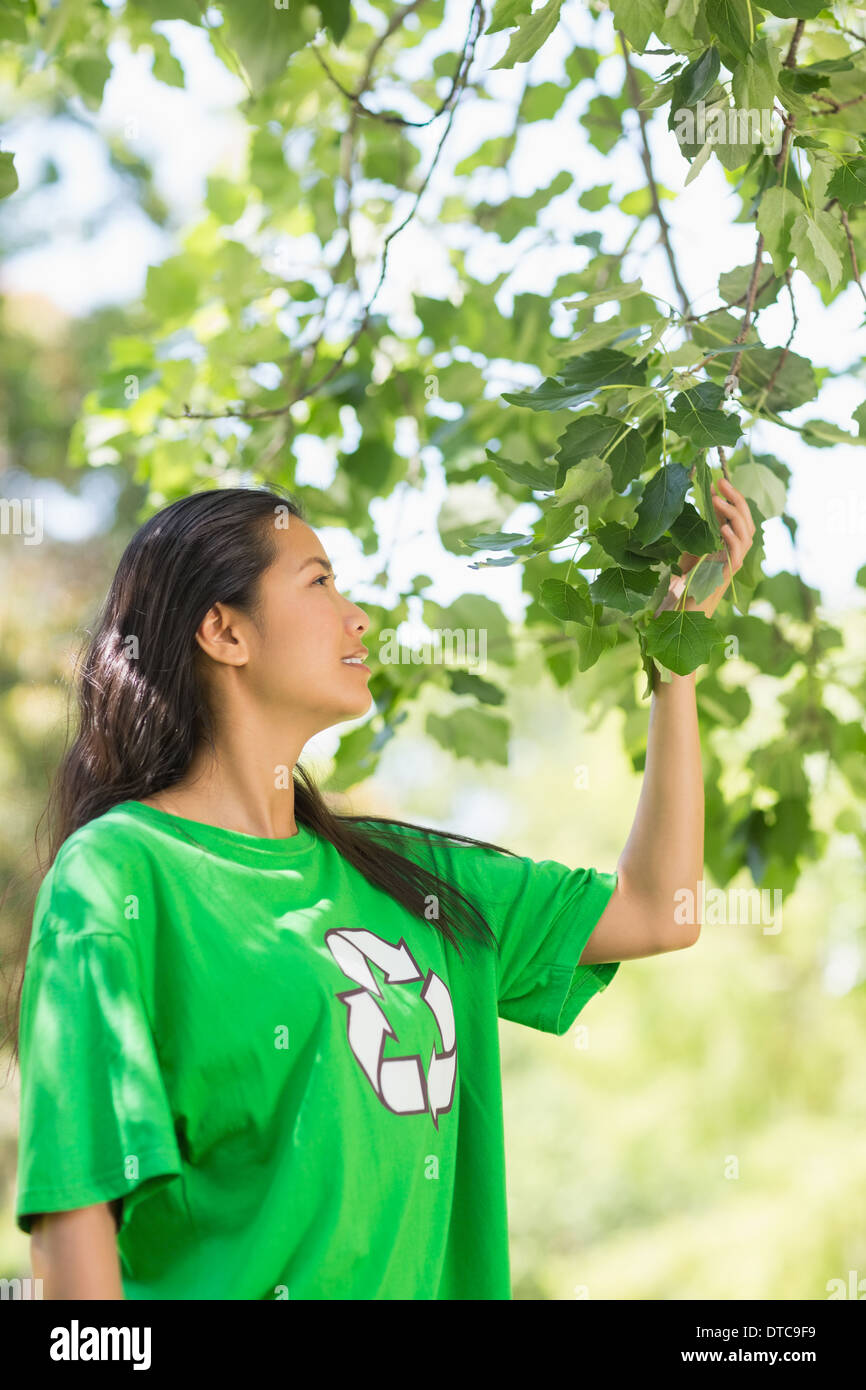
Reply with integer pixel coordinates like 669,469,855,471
338,688,374,718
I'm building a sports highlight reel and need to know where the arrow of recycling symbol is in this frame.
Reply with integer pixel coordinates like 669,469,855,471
324,928,457,1128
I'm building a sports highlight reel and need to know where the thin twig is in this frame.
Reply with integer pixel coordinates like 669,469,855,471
811,91,866,114
618,29,691,316
724,19,805,391
684,271,778,323
755,269,798,409
311,0,467,128
169,2,484,422
835,201,866,305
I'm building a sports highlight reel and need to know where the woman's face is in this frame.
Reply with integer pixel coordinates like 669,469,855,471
205,518,373,735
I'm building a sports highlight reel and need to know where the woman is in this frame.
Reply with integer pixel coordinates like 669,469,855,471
11,479,754,1300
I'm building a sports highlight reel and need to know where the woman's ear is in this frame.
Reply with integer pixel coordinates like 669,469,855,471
194,602,250,667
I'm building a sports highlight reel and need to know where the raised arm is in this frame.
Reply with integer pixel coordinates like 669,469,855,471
580,477,757,964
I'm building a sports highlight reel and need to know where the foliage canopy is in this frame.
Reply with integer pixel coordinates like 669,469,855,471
2,0,866,897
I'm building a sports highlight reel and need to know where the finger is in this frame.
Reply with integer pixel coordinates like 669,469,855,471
719,477,756,535
718,487,755,543
714,494,749,544
720,521,745,568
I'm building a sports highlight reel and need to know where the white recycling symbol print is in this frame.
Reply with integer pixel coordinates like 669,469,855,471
324,927,457,1129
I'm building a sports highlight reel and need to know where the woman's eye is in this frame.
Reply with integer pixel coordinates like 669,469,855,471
314,574,333,586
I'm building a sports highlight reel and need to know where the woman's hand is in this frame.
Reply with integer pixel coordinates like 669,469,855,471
659,476,757,619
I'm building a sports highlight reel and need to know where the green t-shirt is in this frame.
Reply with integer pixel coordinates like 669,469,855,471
14,799,619,1299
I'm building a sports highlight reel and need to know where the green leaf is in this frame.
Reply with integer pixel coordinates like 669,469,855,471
454,137,517,175
704,0,752,65
577,184,612,211
315,0,351,44
718,260,780,310
206,176,246,225
589,566,659,614
486,0,534,34
633,462,691,543
556,319,643,355
539,576,593,622
756,186,803,275
758,1,828,16
735,346,819,413
554,414,645,491
826,158,866,212
670,502,721,555
611,0,666,53
638,631,658,698
576,603,620,671
446,670,506,705
754,571,816,621
423,593,515,667
683,557,727,603
672,47,721,110
550,454,615,512
426,708,510,764
790,210,845,291
728,615,799,673
644,610,724,674
584,93,626,155
729,461,786,518
520,81,569,122
128,0,203,20
669,383,743,447
0,150,18,200
558,348,646,392
485,449,558,490
151,32,185,87
594,522,661,570
475,170,573,242
219,0,308,91
561,280,644,312
326,722,380,792
565,45,601,85
491,0,563,69
501,378,601,412
0,2,29,42
462,531,536,551
731,37,778,112
693,453,723,543
800,419,865,448
68,54,112,108
144,256,200,320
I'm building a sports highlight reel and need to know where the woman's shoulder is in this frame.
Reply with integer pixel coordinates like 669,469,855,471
49,801,158,875
33,802,160,945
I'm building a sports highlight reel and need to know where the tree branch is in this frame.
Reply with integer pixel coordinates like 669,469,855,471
752,268,798,412
312,0,469,128
724,19,805,391
167,2,485,423
618,29,692,317
825,198,866,306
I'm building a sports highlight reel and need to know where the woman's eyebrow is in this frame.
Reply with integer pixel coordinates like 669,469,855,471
298,556,334,576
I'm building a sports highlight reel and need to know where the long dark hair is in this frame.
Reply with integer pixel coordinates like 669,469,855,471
3,484,515,1073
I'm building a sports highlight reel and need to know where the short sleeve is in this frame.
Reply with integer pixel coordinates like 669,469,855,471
14,926,183,1235
487,855,620,1034
357,820,621,1037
